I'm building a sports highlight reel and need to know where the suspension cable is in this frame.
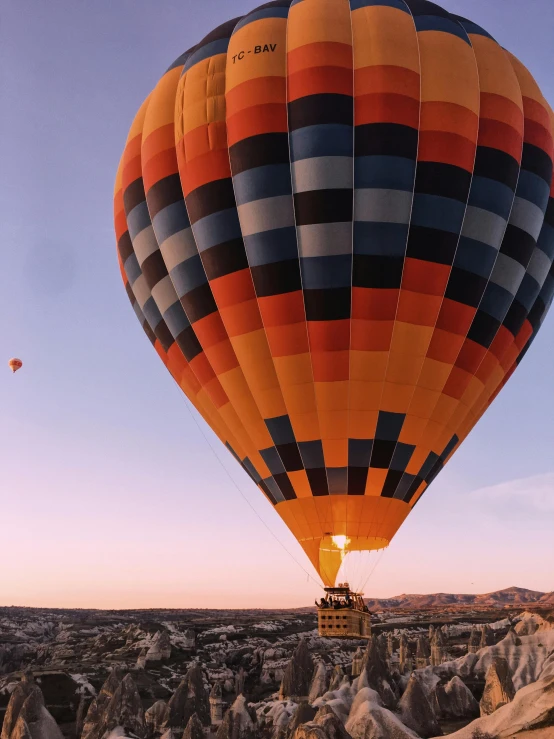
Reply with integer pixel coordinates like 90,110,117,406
181,397,325,591
360,548,387,594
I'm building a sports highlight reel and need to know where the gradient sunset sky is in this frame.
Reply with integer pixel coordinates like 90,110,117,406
1,0,553,609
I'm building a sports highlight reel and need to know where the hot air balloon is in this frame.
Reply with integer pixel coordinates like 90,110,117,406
8,358,23,374
115,0,554,607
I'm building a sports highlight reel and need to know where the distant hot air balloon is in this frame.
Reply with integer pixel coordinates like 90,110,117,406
115,0,554,590
8,358,22,374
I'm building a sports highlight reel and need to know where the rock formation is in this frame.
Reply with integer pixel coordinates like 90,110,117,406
136,632,172,669
290,724,327,739
286,704,316,738
5,603,554,739
81,669,122,739
415,636,430,669
479,657,516,716
479,625,494,650
430,628,447,667
279,641,314,702
163,665,210,730
398,675,442,738
467,628,481,654
328,666,344,693
416,625,554,696
9,721,33,739
75,693,91,739
444,673,554,738
235,667,245,697
504,626,521,646
271,704,295,739
374,635,388,665
398,635,411,674
209,683,224,727
308,663,328,703
350,649,364,679
182,713,204,739
308,706,350,739
145,700,168,736
433,676,479,720
136,649,148,669
357,637,396,708
182,630,196,650
346,687,418,739
514,611,554,635
101,673,145,739
216,695,256,739
2,674,37,739
2,678,63,739
386,633,395,660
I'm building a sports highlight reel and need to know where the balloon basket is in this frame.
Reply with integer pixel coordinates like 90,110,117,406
316,585,372,639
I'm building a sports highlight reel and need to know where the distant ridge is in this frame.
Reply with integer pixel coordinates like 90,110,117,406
365,586,554,610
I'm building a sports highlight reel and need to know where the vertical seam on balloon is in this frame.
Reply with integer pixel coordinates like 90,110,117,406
365,0,421,477
284,0,333,524
410,39,527,482
122,104,177,354
383,13,481,504
206,18,308,498
143,64,216,385
219,16,289,480
345,0,356,520
466,58,554,422
187,18,306,506
158,68,253,456
445,52,530,436
116,158,156,345
141,58,251,464
501,103,554,379
117,153,233,452
121,125,237,454
433,42,525,461
175,55,281,494
224,6,314,509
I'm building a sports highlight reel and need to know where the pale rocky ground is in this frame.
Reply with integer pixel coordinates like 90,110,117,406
1,600,554,739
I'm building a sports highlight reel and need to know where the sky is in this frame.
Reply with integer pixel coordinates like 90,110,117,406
1,0,554,610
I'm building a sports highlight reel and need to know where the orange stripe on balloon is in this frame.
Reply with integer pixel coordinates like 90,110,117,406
287,41,352,74
227,103,288,145
355,93,419,127
288,65,353,99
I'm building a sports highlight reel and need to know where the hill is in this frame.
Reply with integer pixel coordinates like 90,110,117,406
365,586,549,610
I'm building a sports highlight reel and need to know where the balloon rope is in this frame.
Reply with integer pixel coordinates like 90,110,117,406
182,397,325,591
356,551,369,593
360,548,386,595
354,551,371,594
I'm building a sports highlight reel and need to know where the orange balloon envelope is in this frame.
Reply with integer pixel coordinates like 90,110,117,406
8,358,23,374
115,0,554,586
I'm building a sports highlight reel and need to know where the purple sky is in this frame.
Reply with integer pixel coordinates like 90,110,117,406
1,0,554,608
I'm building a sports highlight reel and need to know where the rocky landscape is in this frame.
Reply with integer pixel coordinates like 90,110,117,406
1,589,554,739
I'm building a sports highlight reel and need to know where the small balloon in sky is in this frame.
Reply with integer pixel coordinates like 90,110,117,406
8,358,23,374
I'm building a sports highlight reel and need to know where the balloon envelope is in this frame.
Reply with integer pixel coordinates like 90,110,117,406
8,358,22,374
115,0,554,586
